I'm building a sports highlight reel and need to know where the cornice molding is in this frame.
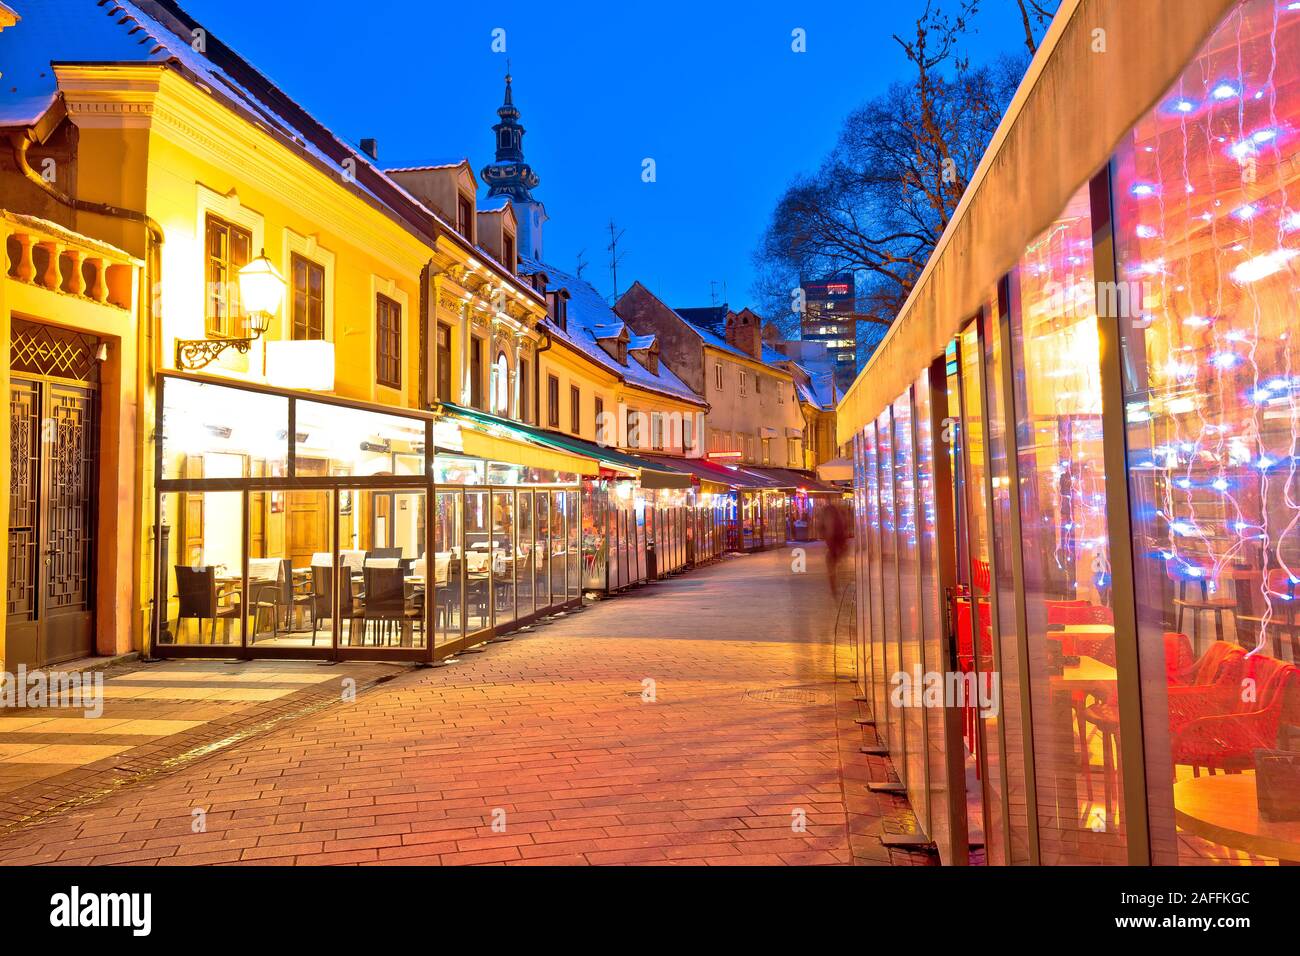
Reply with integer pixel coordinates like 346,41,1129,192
56,66,430,277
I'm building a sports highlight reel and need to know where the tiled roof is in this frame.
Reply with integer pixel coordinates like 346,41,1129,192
521,256,704,406
673,305,728,337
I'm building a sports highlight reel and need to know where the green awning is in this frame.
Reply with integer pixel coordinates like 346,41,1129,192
438,403,695,489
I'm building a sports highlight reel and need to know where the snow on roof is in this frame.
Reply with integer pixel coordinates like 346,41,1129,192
627,334,656,351
521,256,703,406
384,159,467,173
590,322,624,339
0,0,159,127
675,310,791,371
2,210,138,260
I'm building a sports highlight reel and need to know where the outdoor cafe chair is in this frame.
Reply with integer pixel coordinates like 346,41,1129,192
174,565,240,644
310,564,363,645
247,557,290,643
362,566,419,646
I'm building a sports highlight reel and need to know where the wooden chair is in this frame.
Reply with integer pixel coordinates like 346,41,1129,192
174,566,240,644
363,565,419,646
310,564,363,645
247,558,291,643
1167,563,1237,654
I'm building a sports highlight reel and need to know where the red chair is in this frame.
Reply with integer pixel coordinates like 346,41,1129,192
1047,599,1090,626
1166,641,1248,735
1164,631,1194,682
953,596,994,778
1171,658,1298,774
1086,632,1216,816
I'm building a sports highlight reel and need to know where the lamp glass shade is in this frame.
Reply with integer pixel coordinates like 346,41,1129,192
238,249,286,317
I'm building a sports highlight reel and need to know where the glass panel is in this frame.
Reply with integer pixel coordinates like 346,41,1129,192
161,379,287,481
160,491,244,646
894,389,928,822
1010,183,1126,863
1114,0,1300,865
915,371,954,860
984,288,1033,864
959,319,1007,865
535,490,552,610
867,421,889,757
583,483,607,591
434,490,463,647
246,474,333,649
334,487,426,649
878,409,902,763
492,490,516,626
568,489,581,599
295,400,424,478
633,492,647,582
465,490,491,634
517,490,534,616
550,490,567,600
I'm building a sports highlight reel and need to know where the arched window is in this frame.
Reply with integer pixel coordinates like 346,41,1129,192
494,352,511,414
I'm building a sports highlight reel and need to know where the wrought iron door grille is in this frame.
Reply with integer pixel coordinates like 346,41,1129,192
7,380,39,621
10,317,101,384
46,385,96,612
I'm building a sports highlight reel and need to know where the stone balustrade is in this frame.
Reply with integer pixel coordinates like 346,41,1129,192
4,214,137,310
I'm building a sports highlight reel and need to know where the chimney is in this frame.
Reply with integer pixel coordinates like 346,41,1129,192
725,309,763,361
359,138,378,161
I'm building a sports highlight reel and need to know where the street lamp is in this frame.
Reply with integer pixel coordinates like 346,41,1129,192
175,248,285,370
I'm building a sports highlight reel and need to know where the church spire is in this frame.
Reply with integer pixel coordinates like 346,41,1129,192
481,67,547,261
481,65,538,201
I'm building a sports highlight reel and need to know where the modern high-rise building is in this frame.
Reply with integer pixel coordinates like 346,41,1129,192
799,275,858,392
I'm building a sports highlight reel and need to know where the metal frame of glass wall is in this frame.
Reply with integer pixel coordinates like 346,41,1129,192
152,373,582,664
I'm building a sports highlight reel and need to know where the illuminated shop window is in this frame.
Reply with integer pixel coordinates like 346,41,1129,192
1009,183,1127,864
1114,0,1300,866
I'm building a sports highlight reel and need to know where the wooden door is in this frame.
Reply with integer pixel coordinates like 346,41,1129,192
287,458,329,569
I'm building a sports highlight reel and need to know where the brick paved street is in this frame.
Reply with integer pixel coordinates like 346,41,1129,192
0,544,928,866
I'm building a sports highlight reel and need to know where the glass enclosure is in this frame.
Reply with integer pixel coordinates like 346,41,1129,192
155,374,582,661
1114,0,1300,866
846,0,1299,869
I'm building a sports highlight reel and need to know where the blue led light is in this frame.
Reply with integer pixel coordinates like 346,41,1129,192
1212,82,1239,100
1131,183,1157,197
1210,352,1241,369
1212,478,1230,491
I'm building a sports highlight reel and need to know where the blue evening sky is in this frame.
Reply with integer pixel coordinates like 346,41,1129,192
182,0,1036,309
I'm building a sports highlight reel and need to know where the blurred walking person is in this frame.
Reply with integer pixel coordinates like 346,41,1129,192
819,501,849,599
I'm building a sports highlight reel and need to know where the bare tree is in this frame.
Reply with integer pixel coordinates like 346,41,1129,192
1013,0,1057,55
753,0,1043,356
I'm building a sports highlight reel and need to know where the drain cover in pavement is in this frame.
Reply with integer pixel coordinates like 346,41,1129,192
743,688,832,705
